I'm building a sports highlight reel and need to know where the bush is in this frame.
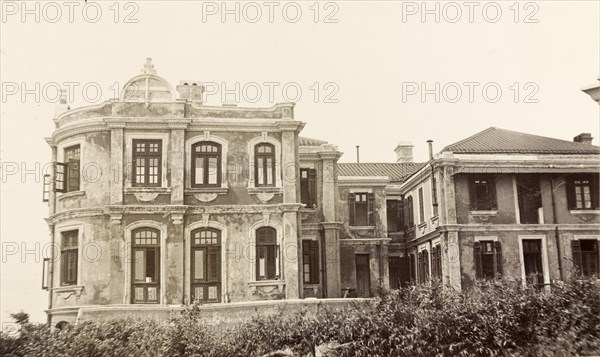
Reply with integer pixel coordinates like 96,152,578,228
2,277,598,356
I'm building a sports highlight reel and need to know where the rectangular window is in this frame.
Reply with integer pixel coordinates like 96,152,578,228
567,174,599,210
60,230,78,286
64,145,80,192
474,240,503,280
418,249,429,283
386,199,404,233
572,239,599,276
418,187,425,223
404,196,414,230
132,140,162,187
522,239,544,288
302,240,320,284
469,174,497,211
431,245,442,280
55,146,80,193
349,192,374,226
300,168,317,208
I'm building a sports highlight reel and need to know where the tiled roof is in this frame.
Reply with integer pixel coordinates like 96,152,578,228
338,162,426,182
299,136,328,146
442,127,600,155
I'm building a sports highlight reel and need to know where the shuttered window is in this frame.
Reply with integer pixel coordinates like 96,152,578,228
572,239,599,276
300,168,317,208
302,240,320,284
474,240,503,280
256,227,279,280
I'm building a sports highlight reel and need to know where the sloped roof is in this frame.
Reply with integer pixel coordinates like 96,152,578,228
299,136,328,146
338,162,426,183
442,127,600,155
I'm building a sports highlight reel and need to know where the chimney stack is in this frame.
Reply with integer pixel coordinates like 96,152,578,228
356,145,360,163
574,133,593,145
394,141,413,163
427,140,434,160
176,80,204,104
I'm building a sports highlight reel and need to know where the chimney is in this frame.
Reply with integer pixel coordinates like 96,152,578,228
176,80,204,104
426,140,434,160
356,145,360,163
394,141,413,163
574,133,593,145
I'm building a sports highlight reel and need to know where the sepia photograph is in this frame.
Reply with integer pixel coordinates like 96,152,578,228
1,1,599,356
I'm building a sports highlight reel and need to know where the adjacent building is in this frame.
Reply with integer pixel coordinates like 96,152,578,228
42,60,600,325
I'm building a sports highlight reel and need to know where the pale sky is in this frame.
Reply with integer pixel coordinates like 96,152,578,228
1,1,598,324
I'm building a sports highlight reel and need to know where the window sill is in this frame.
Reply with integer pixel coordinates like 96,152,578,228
470,210,498,216
57,191,85,201
53,285,84,298
247,187,283,194
417,221,427,229
186,187,229,194
248,280,285,293
570,210,600,215
124,187,171,194
349,225,375,230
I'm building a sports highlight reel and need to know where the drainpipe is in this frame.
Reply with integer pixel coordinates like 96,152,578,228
550,175,563,280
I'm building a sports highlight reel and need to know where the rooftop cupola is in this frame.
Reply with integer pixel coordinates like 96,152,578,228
121,58,173,105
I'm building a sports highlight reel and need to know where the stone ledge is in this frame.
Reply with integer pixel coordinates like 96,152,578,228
57,191,86,201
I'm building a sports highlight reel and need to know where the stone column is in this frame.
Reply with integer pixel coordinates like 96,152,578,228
169,126,186,204
441,165,461,290
107,121,125,205
280,204,302,299
276,119,303,299
321,222,342,298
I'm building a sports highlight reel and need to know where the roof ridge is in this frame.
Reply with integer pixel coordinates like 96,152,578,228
441,127,497,152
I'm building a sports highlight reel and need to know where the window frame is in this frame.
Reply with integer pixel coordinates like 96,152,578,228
255,227,279,281
300,168,317,208
60,230,79,286
572,238,599,277
191,227,222,303
131,227,161,304
567,173,599,210
254,143,276,187
474,239,503,280
349,192,374,226
469,174,498,211
64,144,81,192
132,139,162,188
418,187,425,223
191,141,222,188
302,240,320,284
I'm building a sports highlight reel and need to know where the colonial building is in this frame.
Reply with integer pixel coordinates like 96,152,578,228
42,59,600,325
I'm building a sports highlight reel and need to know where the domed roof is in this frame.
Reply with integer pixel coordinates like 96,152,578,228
121,58,173,103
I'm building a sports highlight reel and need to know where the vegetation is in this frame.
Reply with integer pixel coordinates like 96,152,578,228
2,277,599,356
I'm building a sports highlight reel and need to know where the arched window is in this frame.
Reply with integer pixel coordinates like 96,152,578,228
132,228,160,304
255,143,275,187
256,227,279,280
192,142,221,187
191,228,221,303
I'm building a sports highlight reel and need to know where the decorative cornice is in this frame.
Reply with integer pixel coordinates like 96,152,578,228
278,203,304,213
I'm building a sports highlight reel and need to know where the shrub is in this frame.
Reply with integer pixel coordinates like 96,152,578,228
2,277,598,356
